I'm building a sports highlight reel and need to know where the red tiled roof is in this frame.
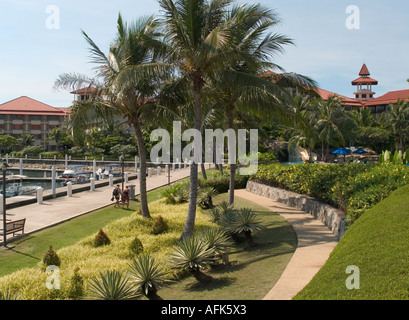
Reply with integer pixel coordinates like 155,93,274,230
315,88,363,106
351,77,378,85
359,64,370,76
363,89,409,106
0,96,67,116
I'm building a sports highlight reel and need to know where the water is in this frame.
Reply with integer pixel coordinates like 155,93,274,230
6,169,63,178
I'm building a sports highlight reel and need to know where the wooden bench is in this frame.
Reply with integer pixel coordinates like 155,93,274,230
0,218,26,237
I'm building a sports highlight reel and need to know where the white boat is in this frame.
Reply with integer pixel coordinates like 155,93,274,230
61,165,88,178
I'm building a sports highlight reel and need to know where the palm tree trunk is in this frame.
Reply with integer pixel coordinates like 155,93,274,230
181,83,202,238
227,104,235,206
133,119,151,219
189,268,214,283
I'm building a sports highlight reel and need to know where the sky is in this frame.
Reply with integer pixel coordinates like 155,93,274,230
1,0,409,108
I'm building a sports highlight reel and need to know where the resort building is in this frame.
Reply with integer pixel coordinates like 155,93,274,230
0,96,68,151
317,63,409,113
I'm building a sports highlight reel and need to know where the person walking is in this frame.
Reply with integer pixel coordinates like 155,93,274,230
122,186,130,209
112,184,122,208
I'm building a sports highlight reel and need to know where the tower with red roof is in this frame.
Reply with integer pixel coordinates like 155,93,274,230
352,64,378,101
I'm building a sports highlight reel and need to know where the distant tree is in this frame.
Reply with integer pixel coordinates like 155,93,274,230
0,135,18,154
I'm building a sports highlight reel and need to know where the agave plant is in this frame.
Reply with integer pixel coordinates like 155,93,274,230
197,186,218,209
168,236,216,283
86,270,139,300
222,208,262,247
199,228,233,265
128,254,170,300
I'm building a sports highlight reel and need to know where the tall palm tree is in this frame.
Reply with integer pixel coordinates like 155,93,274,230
54,14,168,218
209,3,317,204
158,0,238,238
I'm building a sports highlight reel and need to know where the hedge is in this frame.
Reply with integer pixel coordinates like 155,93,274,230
251,163,409,224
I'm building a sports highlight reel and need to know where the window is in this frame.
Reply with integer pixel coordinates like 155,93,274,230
30,115,42,121
31,125,42,130
47,115,61,121
362,94,367,98
12,124,23,130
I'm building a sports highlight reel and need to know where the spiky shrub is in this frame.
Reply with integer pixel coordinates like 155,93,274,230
129,237,144,256
42,245,61,267
161,181,190,204
86,270,139,300
168,236,216,283
152,215,168,235
66,267,84,300
222,208,262,247
128,254,170,300
197,186,217,209
204,201,234,224
199,228,233,265
94,228,111,247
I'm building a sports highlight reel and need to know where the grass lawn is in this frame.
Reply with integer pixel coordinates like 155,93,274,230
159,194,297,300
0,186,167,278
0,183,297,300
294,184,409,300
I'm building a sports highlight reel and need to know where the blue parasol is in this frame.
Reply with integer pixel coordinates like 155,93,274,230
353,148,368,154
332,147,351,155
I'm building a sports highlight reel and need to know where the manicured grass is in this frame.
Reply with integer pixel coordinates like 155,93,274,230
0,185,168,277
159,194,297,300
294,184,409,300
0,184,297,300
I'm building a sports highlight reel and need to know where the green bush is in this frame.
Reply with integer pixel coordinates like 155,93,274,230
42,245,61,267
22,146,44,157
252,163,409,224
66,267,84,300
129,237,144,256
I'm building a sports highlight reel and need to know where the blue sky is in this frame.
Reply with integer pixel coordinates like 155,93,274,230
1,0,408,108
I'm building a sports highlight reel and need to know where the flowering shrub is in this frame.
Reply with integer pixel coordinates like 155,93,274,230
252,163,409,224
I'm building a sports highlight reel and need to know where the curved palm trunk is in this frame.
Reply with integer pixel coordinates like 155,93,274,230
133,119,151,219
181,85,202,239
145,287,163,300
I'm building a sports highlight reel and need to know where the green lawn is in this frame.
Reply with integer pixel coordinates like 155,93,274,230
0,184,297,300
0,186,166,277
159,194,297,300
294,184,409,300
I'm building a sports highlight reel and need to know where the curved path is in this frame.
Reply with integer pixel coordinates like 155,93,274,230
235,189,338,300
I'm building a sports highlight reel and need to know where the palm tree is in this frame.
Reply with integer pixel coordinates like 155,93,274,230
383,99,409,150
54,14,168,218
158,0,239,238
18,133,35,148
208,3,317,205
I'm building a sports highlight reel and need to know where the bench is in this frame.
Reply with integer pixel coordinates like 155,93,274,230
0,218,26,237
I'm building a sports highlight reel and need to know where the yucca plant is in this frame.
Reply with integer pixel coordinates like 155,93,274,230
222,208,262,247
128,254,170,300
168,236,216,283
199,228,233,266
86,270,139,300
197,186,218,209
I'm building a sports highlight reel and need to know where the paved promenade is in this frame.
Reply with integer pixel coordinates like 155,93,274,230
235,189,338,300
1,166,193,236
2,168,338,300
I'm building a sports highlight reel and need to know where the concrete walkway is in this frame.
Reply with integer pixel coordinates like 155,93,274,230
1,166,193,238
235,189,338,300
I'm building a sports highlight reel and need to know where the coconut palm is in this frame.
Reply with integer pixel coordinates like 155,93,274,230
207,4,318,205
54,14,169,218
128,254,170,300
383,99,409,150
168,235,216,283
158,0,239,238
86,270,139,300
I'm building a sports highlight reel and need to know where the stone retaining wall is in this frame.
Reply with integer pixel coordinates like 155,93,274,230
246,180,347,241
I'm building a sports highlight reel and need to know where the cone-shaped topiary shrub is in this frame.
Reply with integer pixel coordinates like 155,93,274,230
42,245,61,267
152,215,168,235
94,228,111,247
129,236,144,256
